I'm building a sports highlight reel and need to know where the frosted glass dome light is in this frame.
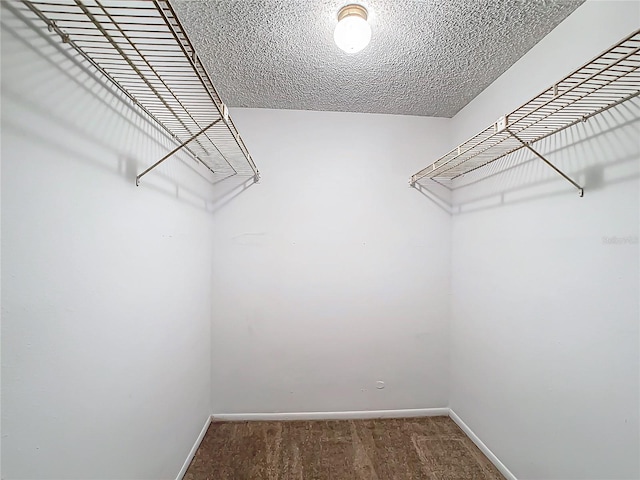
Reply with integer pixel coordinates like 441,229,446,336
334,4,371,54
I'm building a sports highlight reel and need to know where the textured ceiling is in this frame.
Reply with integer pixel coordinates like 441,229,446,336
172,0,584,118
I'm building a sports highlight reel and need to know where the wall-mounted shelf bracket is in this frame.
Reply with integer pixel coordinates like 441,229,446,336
136,119,221,186
506,128,584,197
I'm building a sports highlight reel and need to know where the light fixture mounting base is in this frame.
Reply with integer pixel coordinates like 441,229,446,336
337,4,368,22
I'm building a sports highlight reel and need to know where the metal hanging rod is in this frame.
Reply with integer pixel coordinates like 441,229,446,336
410,28,640,196
18,0,260,184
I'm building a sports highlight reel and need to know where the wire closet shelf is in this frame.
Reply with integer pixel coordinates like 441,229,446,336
410,28,640,197
19,0,259,185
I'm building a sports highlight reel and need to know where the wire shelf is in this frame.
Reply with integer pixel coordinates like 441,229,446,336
19,0,259,183
411,28,640,186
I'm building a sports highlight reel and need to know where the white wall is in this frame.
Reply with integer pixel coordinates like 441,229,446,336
1,5,222,479
210,108,452,414
448,2,640,479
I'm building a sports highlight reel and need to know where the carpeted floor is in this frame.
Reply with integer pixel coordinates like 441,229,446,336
184,416,506,479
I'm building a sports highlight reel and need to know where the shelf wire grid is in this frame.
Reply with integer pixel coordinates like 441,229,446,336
411,28,640,184
19,0,258,179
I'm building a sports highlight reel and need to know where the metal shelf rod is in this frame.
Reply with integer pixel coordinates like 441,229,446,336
136,118,221,186
507,130,584,197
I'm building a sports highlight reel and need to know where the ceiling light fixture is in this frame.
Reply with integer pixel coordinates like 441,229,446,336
334,4,371,54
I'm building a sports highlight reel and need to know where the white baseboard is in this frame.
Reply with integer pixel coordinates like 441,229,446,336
175,414,212,480
449,409,517,480
212,407,449,422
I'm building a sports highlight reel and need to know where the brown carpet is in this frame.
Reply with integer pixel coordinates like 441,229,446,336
184,416,506,480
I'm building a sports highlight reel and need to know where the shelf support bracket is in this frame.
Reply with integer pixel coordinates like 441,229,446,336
506,129,584,197
136,118,221,186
